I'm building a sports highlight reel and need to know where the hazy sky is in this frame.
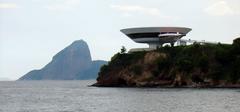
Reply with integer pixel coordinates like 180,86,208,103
0,0,240,80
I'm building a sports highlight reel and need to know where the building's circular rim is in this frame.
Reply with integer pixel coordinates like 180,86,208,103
120,27,192,34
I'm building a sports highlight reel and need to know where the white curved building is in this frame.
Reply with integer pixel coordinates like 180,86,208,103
121,27,192,48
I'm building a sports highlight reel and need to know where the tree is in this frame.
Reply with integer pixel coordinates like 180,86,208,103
233,37,240,47
231,37,240,55
120,46,127,54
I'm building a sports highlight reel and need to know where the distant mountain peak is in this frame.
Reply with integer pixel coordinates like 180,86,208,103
72,39,86,43
19,40,107,80
53,39,91,61
71,39,87,45
67,39,88,49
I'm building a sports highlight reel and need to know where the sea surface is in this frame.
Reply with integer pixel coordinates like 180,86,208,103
0,80,240,112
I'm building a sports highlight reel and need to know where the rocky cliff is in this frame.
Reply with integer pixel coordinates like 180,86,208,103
19,40,107,80
93,38,240,88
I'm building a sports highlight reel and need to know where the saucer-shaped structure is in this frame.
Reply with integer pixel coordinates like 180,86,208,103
121,27,192,48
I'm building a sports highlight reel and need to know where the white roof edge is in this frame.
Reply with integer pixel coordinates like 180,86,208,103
120,27,192,35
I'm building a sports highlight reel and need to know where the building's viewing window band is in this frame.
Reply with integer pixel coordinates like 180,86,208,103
127,33,160,39
128,32,184,39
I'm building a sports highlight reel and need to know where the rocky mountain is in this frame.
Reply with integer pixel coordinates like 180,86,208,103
19,40,107,80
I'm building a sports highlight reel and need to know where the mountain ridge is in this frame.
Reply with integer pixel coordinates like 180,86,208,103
19,40,107,80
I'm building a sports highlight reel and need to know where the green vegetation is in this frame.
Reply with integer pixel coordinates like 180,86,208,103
157,42,240,83
99,47,146,75
120,46,127,54
98,37,240,85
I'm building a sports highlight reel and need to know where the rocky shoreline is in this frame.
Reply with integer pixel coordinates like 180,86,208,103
94,38,240,88
92,82,240,88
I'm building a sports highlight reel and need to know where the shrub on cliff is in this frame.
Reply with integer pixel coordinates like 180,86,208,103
156,56,171,71
176,58,193,73
108,48,147,68
99,64,109,75
233,37,240,47
131,65,143,75
120,46,127,54
230,56,240,83
232,37,240,55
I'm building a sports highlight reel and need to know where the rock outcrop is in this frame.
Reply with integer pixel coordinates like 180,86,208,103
19,40,107,80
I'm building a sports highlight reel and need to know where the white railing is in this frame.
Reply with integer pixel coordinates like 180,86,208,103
177,39,221,45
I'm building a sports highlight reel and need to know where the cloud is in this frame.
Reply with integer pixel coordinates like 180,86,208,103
205,1,238,16
0,3,18,9
45,0,80,11
110,4,173,18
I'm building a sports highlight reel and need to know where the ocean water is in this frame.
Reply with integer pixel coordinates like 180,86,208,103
0,80,240,112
